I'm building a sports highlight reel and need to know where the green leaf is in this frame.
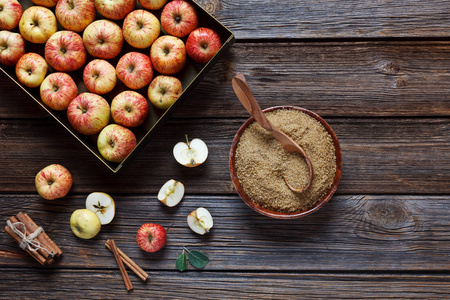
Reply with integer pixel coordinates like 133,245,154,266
187,250,209,269
176,250,187,272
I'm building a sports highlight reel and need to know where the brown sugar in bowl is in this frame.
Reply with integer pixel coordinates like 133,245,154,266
229,106,343,219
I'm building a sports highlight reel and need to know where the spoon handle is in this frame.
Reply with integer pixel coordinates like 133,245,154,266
232,73,274,133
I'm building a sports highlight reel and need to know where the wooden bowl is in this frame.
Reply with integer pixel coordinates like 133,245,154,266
229,106,343,219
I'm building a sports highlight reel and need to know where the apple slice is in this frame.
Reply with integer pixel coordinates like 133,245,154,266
187,207,213,235
158,179,185,207
173,135,208,167
85,192,115,225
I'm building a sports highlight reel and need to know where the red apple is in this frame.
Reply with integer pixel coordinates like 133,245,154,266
160,0,198,38
40,72,78,111
97,124,136,163
0,30,24,66
15,52,48,88
94,0,135,20
186,27,222,64
111,91,149,127
45,31,87,72
83,59,117,95
55,0,96,32
31,0,58,8
136,223,166,253
67,92,110,135
148,75,182,109
19,6,57,44
35,164,73,200
150,35,186,75
116,52,153,90
0,0,22,30
122,9,160,49
138,0,167,10
83,19,123,60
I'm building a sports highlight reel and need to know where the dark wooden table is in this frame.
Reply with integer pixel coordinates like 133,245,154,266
1,0,450,298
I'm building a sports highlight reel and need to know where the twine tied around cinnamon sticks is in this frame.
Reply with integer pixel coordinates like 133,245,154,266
6,220,53,256
5,212,62,265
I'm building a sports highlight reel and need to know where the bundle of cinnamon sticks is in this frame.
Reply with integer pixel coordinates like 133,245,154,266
5,212,62,265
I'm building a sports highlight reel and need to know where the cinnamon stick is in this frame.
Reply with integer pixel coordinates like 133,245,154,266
105,240,148,281
109,239,133,291
4,225,46,265
11,215,53,262
17,212,62,257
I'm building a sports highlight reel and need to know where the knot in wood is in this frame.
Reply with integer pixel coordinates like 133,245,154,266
196,0,220,14
379,62,400,75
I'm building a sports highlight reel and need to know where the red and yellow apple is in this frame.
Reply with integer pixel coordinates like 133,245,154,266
148,75,182,109
116,52,153,90
111,90,149,127
160,0,198,38
97,124,137,163
15,52,48,88
83,59,117,95
0,0,22,30
35,164,73,200
45,30,87,72
186,27,222,64
150,35,186,75
55,0,96,32
31,0,58,8
94,0,135,20
19,6,57,44
122,9,160,49
0,30,25,66
67,92,110,135
83,19,123,59
40,72,78,111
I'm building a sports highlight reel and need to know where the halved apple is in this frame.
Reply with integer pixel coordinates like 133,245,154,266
173,135,208,167
85,192,115,225
158,179,185,207
187,207,213,235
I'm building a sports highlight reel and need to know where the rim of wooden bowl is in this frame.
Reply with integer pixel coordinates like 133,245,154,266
229,106,343,219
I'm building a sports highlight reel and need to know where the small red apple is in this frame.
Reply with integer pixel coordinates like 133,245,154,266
83,19,123,60
186,27,222,64
35,164,73,200
160,0,198,38
55,0,96,32
136,223,166,253
111,91,149,127
116,52,153,90
147,75,182,109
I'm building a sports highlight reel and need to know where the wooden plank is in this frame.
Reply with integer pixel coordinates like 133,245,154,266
1,195,449,271
0,117,448,194
0,269,449,299
196,0,450,39
2,41,450,119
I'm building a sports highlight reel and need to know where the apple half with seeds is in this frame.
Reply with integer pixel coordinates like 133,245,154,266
173,135,208,167
187,207,213,235
85,192,115,225
158,179,184,207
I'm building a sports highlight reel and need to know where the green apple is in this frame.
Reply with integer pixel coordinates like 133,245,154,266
70,209,101,239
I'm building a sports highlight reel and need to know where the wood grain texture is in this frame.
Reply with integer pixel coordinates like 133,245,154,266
196,0,450,39
3,42,450,119
1,269,449,299
0,117,448,194
1,195,449,271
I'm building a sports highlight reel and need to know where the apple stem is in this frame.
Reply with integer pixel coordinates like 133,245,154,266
185,134,191,149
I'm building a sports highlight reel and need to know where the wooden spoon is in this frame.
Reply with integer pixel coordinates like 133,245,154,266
232,72,314,193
